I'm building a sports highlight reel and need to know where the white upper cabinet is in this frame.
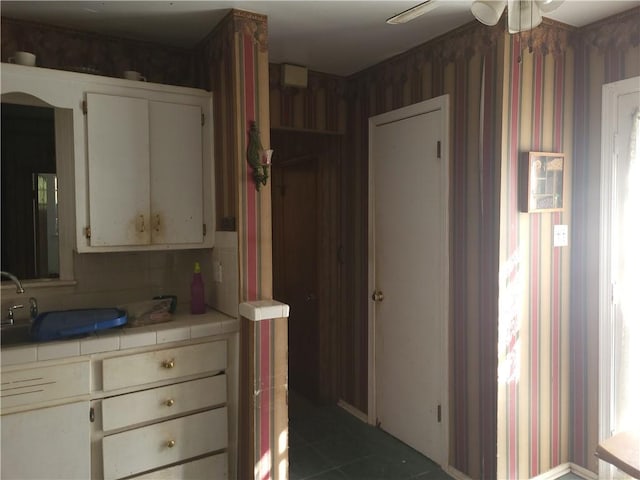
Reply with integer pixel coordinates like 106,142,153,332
149,100,204,245
0,63,215,253
86,93,151,246
86,94,205,247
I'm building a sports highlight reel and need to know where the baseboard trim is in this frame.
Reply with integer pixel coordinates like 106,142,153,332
444,465,473,480
528,462,598,480
530,463,572,480
569,462,598,480
337,399,369,423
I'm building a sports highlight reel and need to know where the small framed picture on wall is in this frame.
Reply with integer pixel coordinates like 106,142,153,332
521,152,565,212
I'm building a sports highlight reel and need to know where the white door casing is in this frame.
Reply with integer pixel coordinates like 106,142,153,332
599,76,640,479
368,95,449,467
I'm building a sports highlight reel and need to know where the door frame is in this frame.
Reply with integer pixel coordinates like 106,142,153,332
599,75,640,478
367,94,450,466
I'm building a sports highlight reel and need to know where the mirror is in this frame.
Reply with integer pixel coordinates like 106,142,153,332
1,102,59,280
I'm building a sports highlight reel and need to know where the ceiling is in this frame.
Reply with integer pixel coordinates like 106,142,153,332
1,1,638,76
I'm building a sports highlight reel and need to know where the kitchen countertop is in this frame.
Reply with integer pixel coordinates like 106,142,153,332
1,308,238,367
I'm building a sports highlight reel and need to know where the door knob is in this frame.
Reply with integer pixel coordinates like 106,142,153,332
372,290,384,302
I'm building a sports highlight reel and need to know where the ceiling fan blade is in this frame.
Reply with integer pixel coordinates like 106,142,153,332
471,0,507,26
535,0,564,13
386,0,439,25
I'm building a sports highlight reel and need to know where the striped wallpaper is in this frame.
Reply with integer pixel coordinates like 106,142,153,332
199,10,287,480
498,25,574,479
343,21,504,479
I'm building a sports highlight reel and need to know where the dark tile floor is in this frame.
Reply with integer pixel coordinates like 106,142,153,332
288,391,454,480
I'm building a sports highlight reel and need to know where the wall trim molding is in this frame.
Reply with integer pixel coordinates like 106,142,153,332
530,463,571,480
528,462,598,480
337,399,368,423
446,461,597,480
444,465,473,480
570,462,599,480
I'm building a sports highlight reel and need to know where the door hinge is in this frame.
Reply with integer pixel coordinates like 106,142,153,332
82,100,87,115
437,404,442,423
203,223,207,237
89,407,95,423
84,226,91,239
437,140,441,159
201,112,205,126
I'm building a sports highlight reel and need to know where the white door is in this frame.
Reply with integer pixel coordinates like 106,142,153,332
369,95,449,466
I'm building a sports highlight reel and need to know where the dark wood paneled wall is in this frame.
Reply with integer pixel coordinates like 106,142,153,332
269,66,347,133
194,15,240,231
270,129,343,403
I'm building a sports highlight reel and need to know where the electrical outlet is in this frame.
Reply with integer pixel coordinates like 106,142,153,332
554,224,568,247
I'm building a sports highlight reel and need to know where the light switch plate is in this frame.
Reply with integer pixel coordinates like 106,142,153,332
554,224,568,247
214,261,223,283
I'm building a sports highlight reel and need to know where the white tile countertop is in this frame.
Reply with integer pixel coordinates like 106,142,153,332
1,308,238,367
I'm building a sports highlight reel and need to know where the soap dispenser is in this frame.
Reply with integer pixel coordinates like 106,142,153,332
190,261,206,314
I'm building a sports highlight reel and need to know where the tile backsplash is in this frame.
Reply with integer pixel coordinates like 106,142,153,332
1,235,238,322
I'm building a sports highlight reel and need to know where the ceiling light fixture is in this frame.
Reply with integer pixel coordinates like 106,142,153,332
471,0,563,33
386,0,440,25
386,0,563,34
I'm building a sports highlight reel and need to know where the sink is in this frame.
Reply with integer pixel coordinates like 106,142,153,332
1,323,33,346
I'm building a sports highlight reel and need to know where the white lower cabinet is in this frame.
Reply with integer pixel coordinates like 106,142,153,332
96,340,230,480
1,401,91,480
0,359,91,480
131,453,228,479
1,338,231,479
102,408,228,479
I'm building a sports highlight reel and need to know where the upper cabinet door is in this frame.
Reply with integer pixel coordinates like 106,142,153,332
86,93,151,246
149,101,203,245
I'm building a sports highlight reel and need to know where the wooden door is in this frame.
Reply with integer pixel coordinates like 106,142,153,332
272,157,319,401
369,95,449,466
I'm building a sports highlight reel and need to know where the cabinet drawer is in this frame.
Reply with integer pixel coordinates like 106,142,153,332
102,340,226,391
0,360,90,410
102,374,226,431
102,407,228,480
130,453,228,479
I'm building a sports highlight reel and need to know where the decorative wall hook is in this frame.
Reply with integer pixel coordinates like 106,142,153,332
247,121,272,191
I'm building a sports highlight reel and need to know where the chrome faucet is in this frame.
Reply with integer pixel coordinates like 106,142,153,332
1,271,25,294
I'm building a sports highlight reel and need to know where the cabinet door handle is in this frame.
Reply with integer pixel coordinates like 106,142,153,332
165,398,175,407
162,359,175,369
136,214,146,233
154,214,161,233
166,439,176,448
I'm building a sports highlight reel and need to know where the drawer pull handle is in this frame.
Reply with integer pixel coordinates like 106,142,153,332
165,398,175,407
162,359,175,369
166,440,176,448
